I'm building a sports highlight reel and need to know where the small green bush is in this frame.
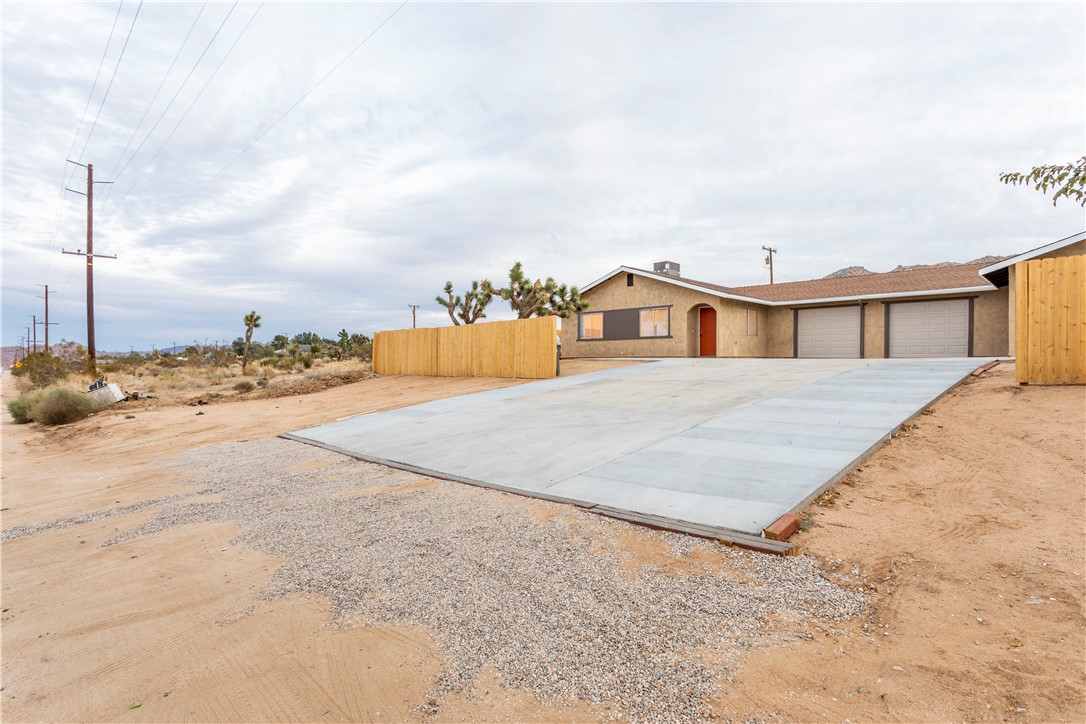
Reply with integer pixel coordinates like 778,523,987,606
7,391,42,424
301,354,314,369
29,387,98,425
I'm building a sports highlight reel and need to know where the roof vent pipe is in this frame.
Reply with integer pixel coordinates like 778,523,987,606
653,261,681,277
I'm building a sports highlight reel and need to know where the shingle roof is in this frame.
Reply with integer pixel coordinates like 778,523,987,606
622,263,994,304
727,262,995,302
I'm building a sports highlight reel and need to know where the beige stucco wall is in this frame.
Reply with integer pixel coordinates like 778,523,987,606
973,288,1009,357
560,273,771,358
766,307,793,357
1007,265,1016,356
561,273,713,357
564,272,1011,359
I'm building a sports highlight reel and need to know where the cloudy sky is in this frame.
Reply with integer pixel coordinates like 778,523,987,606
2,1,1083,351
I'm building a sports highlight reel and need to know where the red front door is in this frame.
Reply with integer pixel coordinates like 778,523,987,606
699,307,716,356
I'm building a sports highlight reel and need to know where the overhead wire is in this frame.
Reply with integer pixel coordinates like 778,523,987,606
97,1,239,222
102,1,264,229
35,0,125,292
97,1,209,215
74,0,144,164
152,0,409,229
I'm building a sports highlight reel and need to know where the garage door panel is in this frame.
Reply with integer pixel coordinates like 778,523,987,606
889,300,969,358
797,307,861,358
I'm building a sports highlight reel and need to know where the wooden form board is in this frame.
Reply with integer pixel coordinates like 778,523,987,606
1015,255,1085,384
373,316,558,379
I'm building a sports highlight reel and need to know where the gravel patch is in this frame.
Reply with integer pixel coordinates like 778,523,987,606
1,495,180,541
31,438,867,722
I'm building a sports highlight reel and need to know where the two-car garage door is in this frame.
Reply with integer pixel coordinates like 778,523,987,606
796,300,971,358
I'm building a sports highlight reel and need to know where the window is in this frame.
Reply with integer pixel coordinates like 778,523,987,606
742,308,759,336
580,312,603,339
626,273,634,287
639,307,669,337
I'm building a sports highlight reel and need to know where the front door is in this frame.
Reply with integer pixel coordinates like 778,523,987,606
699,306,716,356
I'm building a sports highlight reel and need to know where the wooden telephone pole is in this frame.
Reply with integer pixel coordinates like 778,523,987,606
409,304,419,329
36,284,57,353
762,245,778,285
62,161,115,372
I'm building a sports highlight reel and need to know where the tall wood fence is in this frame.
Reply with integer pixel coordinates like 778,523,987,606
1015,254,1085,384
373,316,558,379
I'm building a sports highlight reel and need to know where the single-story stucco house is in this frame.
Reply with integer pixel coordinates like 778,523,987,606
561,232,1085,360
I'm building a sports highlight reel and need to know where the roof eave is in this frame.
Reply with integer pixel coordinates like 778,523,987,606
979,231,1086,283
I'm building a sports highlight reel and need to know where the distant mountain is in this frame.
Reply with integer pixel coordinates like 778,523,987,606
825,255,1009,279
822,266,872,279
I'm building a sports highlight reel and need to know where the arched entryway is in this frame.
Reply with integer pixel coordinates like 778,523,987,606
686,304,717,357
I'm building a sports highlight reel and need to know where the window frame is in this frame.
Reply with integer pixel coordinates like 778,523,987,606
579,312,604,340
639,306,670,338
742,307,759,336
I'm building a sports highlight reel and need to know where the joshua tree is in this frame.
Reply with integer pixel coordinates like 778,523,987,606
241,310,261,372
497,261,589,319
436,280,494,325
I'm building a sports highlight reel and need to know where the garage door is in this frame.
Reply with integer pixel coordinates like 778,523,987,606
796,306,861,358
888,300,969,358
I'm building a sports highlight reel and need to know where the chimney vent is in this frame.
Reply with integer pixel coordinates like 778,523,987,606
653,260,681,277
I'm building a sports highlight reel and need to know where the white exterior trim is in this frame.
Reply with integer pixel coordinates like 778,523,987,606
580,266,995,307
780,285,994,306
979,231,1086,277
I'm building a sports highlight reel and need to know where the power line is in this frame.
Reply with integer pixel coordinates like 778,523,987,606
98,1,240,223
35,0,125,295
103,2,264,228
29,2,125,327
154,1,409,228
75,1,144,164
97,2,209,214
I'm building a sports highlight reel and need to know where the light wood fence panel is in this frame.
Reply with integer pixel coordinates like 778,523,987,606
374,317,557,379
1015,255,1085,384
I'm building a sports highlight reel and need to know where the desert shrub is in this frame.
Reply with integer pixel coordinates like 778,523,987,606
7,391,43,424
233,380,255,393
301,354,314,369
29,387,98,425
10,353,70,389
256,377,268,388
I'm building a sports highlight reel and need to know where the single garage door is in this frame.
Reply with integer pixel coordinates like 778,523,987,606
796,306,861,358
888,299,969,357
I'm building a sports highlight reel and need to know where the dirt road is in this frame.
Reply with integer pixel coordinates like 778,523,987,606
2,362,1083,721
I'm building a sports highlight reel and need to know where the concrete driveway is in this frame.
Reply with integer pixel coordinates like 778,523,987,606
286,358,989,537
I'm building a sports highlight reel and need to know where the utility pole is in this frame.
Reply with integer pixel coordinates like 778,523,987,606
762,246,778,285
62,161,115,373
409,304,419,329
36,284,57,353
31,316,39,353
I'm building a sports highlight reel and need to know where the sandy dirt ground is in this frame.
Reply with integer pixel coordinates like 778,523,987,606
2,361,1083,722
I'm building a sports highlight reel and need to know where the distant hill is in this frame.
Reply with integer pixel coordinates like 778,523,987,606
824,255,1009,279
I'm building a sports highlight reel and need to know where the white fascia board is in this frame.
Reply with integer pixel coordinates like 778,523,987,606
979,231,1086,276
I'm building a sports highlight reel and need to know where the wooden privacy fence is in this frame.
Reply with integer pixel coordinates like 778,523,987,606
1015,254,1085,384
373,316,557,379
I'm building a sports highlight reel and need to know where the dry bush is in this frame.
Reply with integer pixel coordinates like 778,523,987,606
29,387,98,425
233,380,256,393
